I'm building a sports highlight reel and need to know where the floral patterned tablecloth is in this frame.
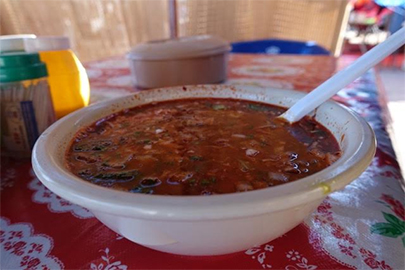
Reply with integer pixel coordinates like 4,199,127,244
1,54,404,270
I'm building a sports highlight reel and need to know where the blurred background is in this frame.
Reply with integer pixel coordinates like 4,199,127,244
1,0,351,61
1,0,403,61
1,0,404,168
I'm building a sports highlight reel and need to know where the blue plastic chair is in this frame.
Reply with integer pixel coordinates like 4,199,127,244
231,39,330,55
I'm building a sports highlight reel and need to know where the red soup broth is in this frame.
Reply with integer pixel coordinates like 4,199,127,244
65,98,341,195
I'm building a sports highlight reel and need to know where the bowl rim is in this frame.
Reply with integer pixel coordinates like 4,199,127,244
32,85,376,221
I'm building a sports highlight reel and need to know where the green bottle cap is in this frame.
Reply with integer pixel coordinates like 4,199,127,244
0,52,48,83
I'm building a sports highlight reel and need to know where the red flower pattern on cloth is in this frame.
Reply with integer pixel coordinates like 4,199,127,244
360,248,393,270
28,172,94,219
20,256,42,270
0,217,63,270
285,250,318,270
379,170,402,180
90,248,127,270
370,193,405,248
330,223,356,245
313,200,358,252
1,168,16,191
338,244,357,259
310,197,396,269
245,244,274,268
380,194,405,221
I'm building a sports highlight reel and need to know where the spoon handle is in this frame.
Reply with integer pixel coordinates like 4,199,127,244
281,27,405,123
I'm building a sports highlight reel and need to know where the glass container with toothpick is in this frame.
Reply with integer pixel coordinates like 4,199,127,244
0,52,56,157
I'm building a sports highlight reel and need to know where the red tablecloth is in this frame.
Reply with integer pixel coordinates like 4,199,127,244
1,54,404,270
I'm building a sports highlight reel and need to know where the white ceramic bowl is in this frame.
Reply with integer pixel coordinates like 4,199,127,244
32,85,376,256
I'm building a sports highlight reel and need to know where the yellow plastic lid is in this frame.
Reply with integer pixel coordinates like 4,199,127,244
127,35,231,61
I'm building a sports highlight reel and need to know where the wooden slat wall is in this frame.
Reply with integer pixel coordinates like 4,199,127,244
0,0,349,61
0,0,170,62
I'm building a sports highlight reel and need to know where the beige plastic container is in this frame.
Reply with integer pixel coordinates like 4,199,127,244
127,35,231,89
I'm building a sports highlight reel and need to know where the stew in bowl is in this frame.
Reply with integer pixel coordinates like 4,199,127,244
32,85,375,256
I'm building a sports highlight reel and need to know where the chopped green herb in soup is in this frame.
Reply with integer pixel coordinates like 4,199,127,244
65,98,341,195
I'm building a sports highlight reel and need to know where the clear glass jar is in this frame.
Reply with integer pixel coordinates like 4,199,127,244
0,52,56,157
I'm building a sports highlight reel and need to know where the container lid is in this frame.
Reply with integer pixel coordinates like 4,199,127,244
24,36,71,52
0,34,36,53
127,35,231,60
0,52,48,83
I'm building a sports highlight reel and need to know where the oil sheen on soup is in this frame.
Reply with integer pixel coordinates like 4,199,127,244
65,98,341,195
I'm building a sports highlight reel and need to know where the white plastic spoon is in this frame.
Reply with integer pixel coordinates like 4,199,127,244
281,26,405,123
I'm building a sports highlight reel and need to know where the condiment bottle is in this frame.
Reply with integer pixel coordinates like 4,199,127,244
0,52,56,157
24,36,90,119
